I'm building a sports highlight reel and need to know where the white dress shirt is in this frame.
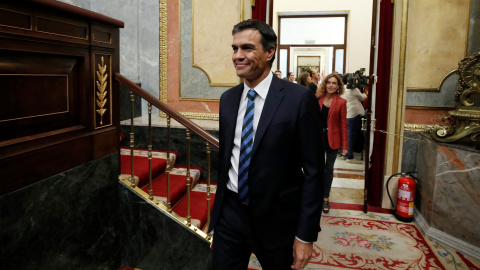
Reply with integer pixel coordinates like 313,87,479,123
227,72,272,193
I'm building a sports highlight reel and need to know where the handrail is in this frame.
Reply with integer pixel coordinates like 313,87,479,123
114,73,219,148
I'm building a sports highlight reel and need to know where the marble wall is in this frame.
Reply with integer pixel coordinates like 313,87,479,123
0,151,214,269
401,132,419,173
416,134,480,249
120,83,143,121
119,184,212,270
0,153,121,269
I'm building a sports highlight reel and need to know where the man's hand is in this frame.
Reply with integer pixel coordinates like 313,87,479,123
291,238,313,270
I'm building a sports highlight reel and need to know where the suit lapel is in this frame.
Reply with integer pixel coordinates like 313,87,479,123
251,77,285,157
223,84,243,161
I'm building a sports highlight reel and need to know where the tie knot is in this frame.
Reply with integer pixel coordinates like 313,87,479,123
247,89,256,101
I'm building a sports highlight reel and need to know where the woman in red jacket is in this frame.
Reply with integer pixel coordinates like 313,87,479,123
317,73,348,214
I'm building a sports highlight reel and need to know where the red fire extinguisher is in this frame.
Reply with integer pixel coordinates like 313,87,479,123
387,173,418,222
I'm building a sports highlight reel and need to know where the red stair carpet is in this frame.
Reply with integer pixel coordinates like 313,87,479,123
120,146,216,231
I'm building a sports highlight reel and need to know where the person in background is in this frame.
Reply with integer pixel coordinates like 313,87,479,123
312,69,321,88
304,68,318,94
341,76,367,164
316,73,348,214
288,72,296,83
296,71,311,89
274,70,282,78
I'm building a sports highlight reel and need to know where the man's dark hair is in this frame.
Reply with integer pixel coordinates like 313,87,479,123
232,19,277,67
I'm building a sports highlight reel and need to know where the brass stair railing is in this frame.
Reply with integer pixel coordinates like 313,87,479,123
115,73,218,243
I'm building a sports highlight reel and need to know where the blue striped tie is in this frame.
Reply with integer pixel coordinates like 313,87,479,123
238,89,256,204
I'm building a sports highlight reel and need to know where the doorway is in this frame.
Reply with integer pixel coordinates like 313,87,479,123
276,15,348,79
270,0,383,209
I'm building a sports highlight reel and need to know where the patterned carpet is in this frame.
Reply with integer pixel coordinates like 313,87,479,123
245,155,480,269
248,209,480,270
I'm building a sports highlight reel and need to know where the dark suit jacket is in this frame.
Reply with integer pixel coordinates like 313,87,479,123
318,94,348,150
209,76,325,249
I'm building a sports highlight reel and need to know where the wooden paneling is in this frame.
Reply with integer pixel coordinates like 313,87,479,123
93,29,111,44
1,75,69,121
0,8,32,30
0,50,81,141
36,16,88,40
0,2,122,196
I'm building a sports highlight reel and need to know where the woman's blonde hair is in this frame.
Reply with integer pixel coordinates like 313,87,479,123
296,71,310,87
317,73,345,96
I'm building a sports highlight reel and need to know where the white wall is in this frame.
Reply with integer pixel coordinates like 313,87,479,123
273,0,373,74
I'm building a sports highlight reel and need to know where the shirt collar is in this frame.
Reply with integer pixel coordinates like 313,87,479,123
242,72,273,100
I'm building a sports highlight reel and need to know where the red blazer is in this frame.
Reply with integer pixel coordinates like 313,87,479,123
318,94,348,150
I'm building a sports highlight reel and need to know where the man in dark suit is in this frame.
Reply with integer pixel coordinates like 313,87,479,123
208,19,324,270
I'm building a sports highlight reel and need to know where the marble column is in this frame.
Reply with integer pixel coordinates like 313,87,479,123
416,134,480,259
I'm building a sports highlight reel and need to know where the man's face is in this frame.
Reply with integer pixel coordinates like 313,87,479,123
275,71,281,78
313,71,319,81
232,29,274,84
289,73,295,82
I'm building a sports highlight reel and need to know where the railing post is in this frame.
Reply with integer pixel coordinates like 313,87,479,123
147,103,153,200
206,142,211,238
129,91,136,187
166,116,172,213
186,128,191,227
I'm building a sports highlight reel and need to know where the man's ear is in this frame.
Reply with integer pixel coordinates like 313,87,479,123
266,46,275,62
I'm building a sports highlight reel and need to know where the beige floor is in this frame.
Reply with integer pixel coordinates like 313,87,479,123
330,151,365,204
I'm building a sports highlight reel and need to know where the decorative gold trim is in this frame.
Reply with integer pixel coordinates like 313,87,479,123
118,177,212,244
406,88,438,92
189,0,244,88
180,111,219,121
96,56,108,125
405,105,456,110
431,107,480,143
404,123,430,132
159,0,168,105
94,54,113,129
0,74,69,123
179,97,220,102
393,0,410,174
190,64,239,87
35,16,88,40
449,109,480,118
456,52,480,106
407,69,458,92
